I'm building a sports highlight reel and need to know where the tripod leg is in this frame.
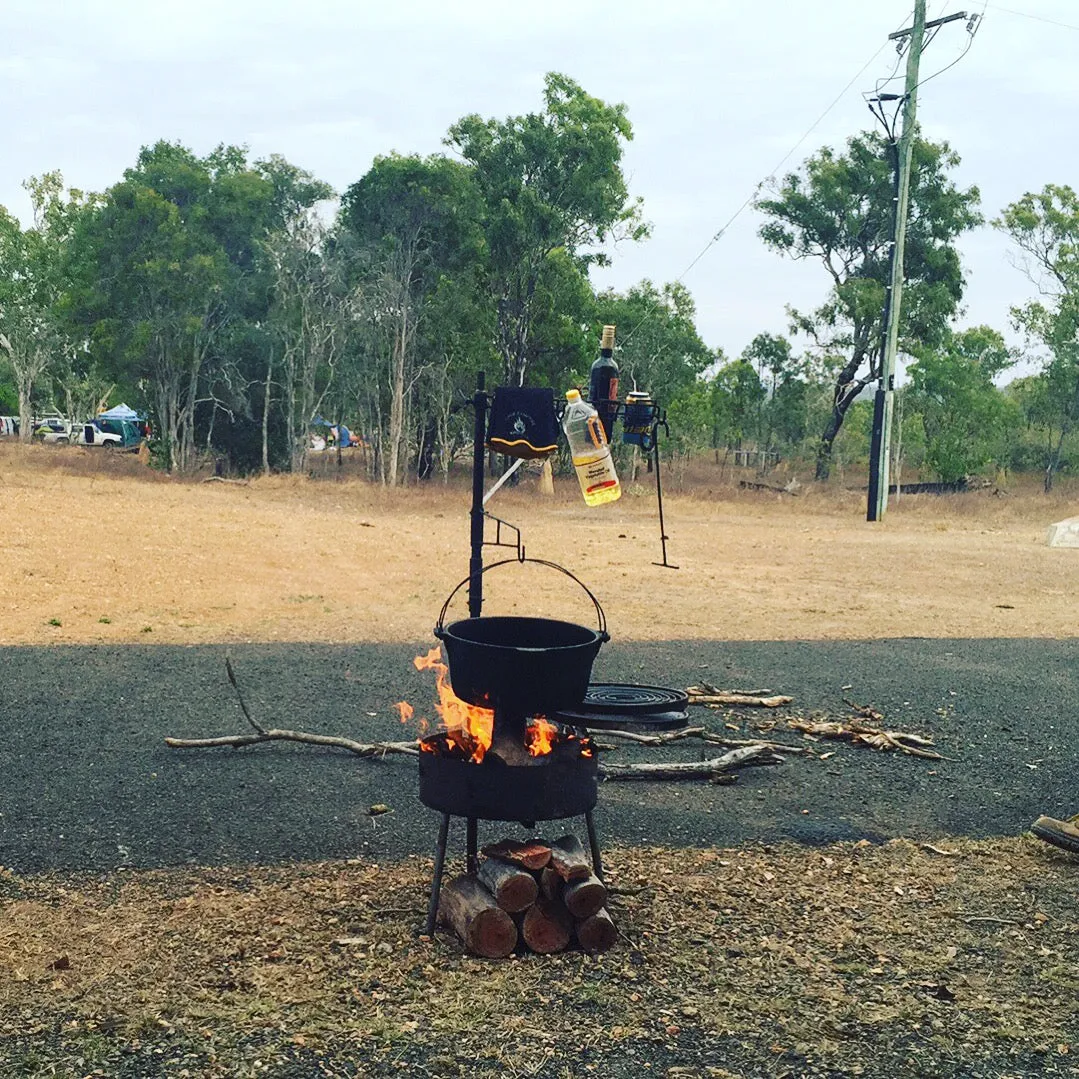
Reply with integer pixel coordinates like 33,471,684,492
466,817,479,873
585,810,603,880
424,812,451,936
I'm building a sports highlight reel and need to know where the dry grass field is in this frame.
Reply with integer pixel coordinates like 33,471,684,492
1,440,1077,646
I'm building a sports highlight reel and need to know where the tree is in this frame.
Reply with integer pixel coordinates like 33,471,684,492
69,142,330,472
906,326,1016,483
707,358,764,462
339,154,485,485
594,280,712,402
740,332,798,457
447,72,647,386
995,184,1079,491
757,131,981,480
0,173,87,439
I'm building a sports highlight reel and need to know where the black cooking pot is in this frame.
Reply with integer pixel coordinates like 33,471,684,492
433,558,609,715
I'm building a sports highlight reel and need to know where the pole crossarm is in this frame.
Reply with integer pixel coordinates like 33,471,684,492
889,11,967,39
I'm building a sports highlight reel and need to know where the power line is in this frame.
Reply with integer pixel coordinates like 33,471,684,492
983,2,1079,32
620,34,898,348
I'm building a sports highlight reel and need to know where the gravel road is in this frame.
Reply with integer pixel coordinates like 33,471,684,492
1,637,1075,874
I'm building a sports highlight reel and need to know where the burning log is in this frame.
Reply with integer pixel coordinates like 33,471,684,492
575,907,617,954
480,839,552,871
563,873,607,920
439,875,518,959
549,834,593,882
520,896,573,954
476,857,539,913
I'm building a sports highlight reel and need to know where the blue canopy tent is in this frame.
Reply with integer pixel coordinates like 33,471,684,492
97,403,142,421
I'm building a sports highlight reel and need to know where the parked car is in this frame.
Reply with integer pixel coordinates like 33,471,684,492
76,417,144,449
33,417,71,443
0,416,16,437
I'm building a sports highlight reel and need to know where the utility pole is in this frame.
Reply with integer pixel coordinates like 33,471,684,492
867,0,927,521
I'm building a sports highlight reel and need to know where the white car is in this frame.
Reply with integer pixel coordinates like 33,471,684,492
33,418,71,443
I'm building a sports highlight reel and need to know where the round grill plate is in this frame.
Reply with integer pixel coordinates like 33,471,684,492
580,683,689,715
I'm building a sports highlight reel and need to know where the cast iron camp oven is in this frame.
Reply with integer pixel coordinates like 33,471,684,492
432,557,609,716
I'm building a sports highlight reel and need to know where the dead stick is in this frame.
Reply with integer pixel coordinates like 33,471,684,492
598,727,809,755
225,652,265,735
165,729,419,757
599,744,784,781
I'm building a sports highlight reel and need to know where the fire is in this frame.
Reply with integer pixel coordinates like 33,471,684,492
525,716,558,757
403,645,494,763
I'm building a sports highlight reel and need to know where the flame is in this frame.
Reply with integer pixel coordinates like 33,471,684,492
525,716,558,757
407,645,493,763
394,701,414,724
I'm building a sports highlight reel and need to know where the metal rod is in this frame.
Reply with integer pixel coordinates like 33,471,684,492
482,456,525,505
468,372,488,618
651,420,678,570
585,810,603,880
466,817,478,873
424,812,451,936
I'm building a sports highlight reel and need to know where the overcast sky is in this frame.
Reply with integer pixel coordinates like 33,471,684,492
2,0,1076,379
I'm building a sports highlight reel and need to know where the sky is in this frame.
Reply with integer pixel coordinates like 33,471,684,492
2,0,1077,381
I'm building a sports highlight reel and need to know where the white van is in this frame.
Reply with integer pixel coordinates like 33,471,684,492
0,416,16,437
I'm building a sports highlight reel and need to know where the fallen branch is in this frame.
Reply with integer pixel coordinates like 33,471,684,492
598,743,785,782
165,729,419,757
687,683,793,708
598,726,810,755
788,717,942,760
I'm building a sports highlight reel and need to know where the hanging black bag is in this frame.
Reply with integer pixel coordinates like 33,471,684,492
486,387,559,459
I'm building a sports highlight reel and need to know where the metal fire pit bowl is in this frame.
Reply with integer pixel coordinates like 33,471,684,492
418,733,598,825
433,558,609,715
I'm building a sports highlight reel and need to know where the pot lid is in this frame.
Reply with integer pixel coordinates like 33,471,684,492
579,683,689,715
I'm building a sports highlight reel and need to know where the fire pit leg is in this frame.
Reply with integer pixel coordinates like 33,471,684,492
424,812,452,937
466,817,479,873
585,810,603,880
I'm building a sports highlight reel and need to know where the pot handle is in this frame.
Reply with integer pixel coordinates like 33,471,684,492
435,557,608,640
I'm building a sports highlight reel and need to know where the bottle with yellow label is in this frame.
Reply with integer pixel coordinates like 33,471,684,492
562,388,621,506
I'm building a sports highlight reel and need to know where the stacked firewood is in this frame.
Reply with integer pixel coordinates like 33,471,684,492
438,835,616,958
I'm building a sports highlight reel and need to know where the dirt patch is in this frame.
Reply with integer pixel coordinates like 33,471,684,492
0,838,1076,1078
2,443,1077,646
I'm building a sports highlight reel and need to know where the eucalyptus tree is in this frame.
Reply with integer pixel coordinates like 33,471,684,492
69,142,330,471
0,173,88,438
996,184,1079,491
756,131,980,481
447,72,647,387
339,153,485,485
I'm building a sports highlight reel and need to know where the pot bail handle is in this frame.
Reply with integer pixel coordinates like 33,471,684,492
434,557,608,640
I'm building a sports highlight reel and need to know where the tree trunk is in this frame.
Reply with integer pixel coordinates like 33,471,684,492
262,348,273,476
439,875,518,958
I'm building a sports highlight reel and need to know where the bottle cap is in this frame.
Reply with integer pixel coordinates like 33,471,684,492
565,388,582,402
601,325,616,350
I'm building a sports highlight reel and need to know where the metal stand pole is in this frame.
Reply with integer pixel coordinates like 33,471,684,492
424,812,451,936
585,810,603,880
468,373,488,618
650,420,678,570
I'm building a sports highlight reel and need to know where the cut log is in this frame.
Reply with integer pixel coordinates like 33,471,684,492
563,873,607,920
438,875,517,958
521,897,572,954
477,857,539,913
479,839,552,871
539,866,562,901
549,835,592,882
575,907,617,954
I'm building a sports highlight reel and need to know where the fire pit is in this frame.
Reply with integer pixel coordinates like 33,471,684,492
409,560,609,936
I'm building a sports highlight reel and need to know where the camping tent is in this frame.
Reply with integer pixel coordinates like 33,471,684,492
98,403,141,421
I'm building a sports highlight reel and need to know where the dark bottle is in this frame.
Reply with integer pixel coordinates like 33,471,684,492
589,324,619,443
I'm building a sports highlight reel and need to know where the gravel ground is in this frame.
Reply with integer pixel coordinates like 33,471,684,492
1,637,1076,875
